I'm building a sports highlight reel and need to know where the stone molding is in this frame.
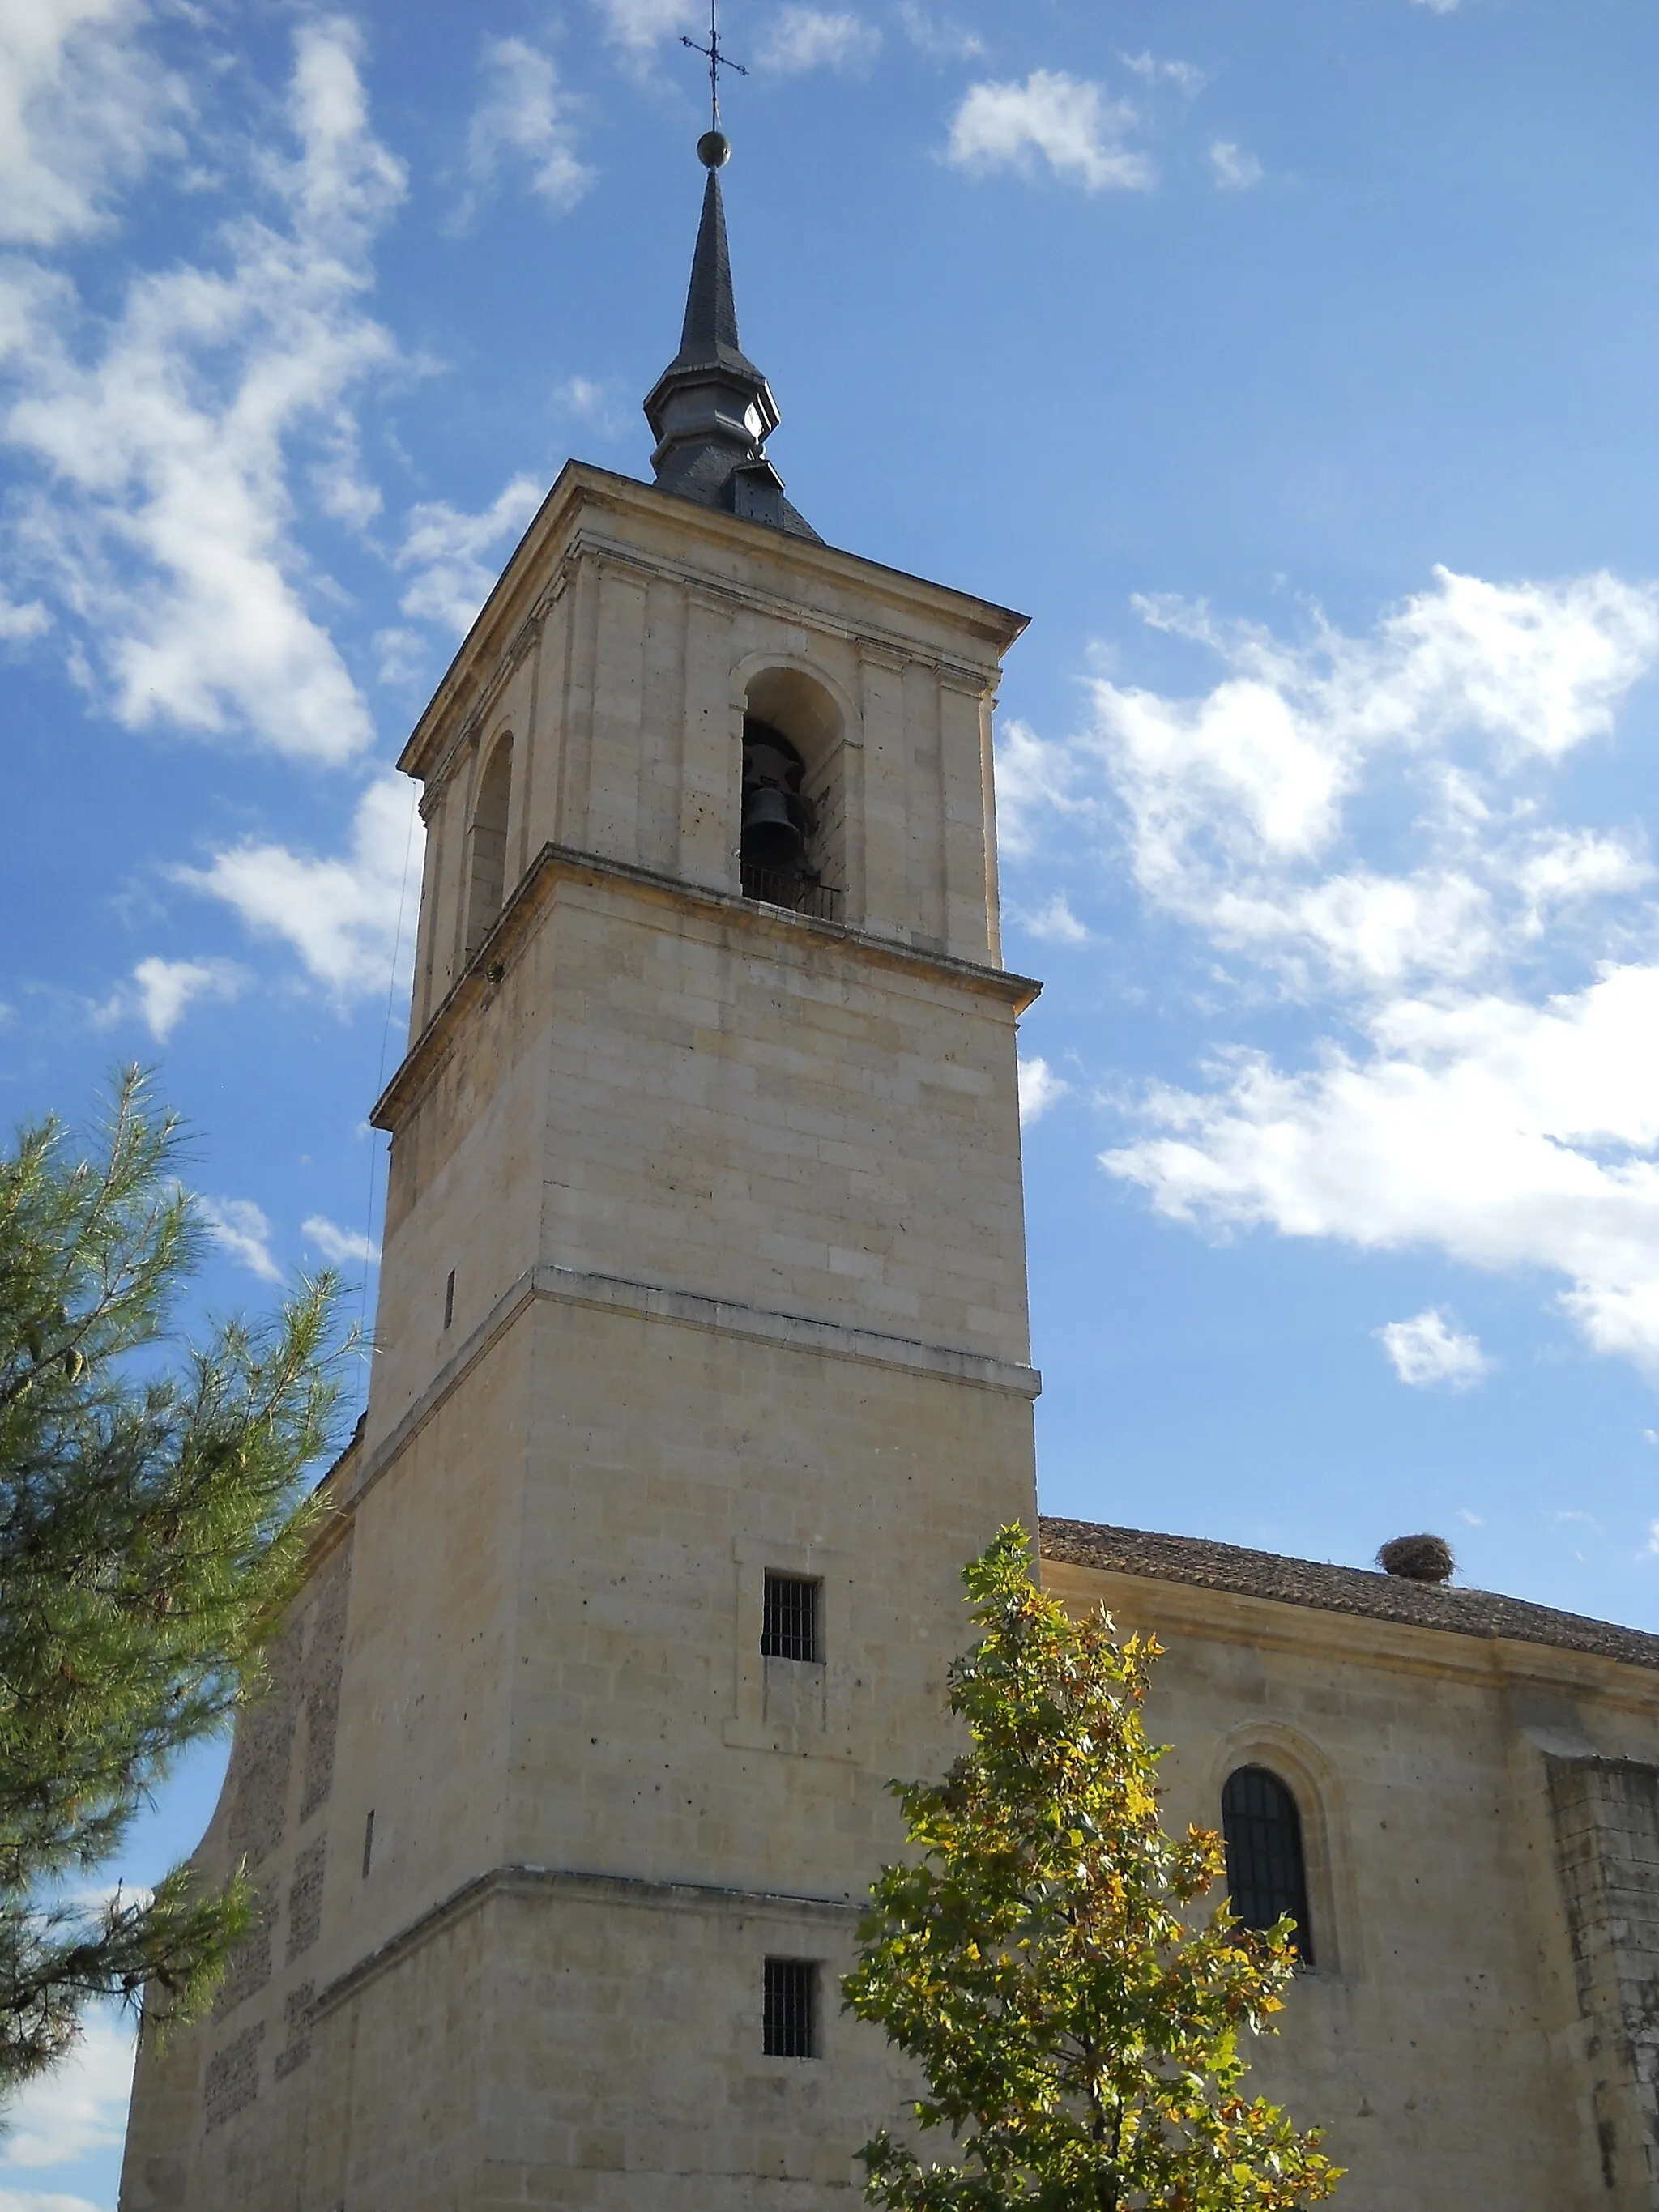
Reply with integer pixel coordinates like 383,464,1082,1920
565,528,999,688
350,1262,1042,1515
310,1862,860,2024
371,837,1041,1136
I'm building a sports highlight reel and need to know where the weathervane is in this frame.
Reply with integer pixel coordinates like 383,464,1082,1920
681,0,744,166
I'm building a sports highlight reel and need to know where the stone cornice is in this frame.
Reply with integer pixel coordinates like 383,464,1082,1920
371,838,1041,1135
351,1259,1039,1524
310,1862,859,2024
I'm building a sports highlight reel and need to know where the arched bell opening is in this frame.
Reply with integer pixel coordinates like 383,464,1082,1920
739,667,846,919
740,718,816,894
463,733,514,960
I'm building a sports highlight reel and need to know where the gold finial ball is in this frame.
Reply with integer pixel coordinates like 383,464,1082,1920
697,129,731,169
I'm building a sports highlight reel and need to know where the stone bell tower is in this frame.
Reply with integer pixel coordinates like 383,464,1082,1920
120,132,1039,2212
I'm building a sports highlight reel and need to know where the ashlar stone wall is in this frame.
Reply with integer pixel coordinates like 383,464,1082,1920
119,462,1041,2210
120,1521,353,2210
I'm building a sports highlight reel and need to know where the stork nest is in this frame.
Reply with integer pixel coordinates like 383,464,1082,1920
1377,1533,1456,1584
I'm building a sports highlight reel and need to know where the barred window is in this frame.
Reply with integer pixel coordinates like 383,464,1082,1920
764,1958,818,2057
761,1572,821,1663
1221,1766,1314,1965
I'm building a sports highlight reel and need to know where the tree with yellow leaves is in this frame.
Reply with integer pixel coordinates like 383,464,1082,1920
842,1526,1340,2211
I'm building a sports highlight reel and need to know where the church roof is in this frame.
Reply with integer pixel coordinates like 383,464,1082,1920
642,144,821,542
1039,1515,1659,1673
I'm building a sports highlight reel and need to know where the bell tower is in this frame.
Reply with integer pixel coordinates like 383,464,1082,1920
121,131,1039,2212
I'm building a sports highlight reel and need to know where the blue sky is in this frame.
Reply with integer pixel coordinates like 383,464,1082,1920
4,0,1659,2199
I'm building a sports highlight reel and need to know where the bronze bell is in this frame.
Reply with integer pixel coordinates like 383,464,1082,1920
741,784,804,870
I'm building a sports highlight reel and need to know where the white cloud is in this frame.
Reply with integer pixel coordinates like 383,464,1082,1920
897,5,983,62
1210,140,1263,190
177,773,423,1000
0,2193,105,2211
122,955,246,1040
0,19,403,761
302,1213,377,1265
552,374,627,440
999,565,1659,1376
372,626,426,688
395,473,544,638
0,2010,134,2172
1209,867,1496,991
458,36,591,225
1056,568,1659,988
1102,965,1659,1368
757,9,881,74
994,716,1097,862
200,1196,279,1281
558,374,612,420
1411,0,1460,12
1512,829,1650,925
0,594,48,639
591,0,698,53
1020,895,1090,945
1375,1308,1491,1389
0,0,185,248
1120,52,1206,94
1018,1055,1068,1126
1129,565,1658,777
947,70,1153,193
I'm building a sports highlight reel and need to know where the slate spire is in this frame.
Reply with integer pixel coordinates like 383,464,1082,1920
677,164,748,369
642,134,819,540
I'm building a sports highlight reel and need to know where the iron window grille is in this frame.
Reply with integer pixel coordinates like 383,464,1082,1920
761,1572,821,1663
764,1958,819,2058
1221,1765,1314,1965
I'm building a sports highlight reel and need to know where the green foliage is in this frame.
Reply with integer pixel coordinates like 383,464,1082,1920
0,1069,348,2092
842,1528,1341,2212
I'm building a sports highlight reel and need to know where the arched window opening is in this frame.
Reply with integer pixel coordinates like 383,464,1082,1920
739,667,845,921
463,735,513,960
1221,1766,1314,1965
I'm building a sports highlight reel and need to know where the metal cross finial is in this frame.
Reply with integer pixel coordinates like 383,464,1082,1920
681,0,746,132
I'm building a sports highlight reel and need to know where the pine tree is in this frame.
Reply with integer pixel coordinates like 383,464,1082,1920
843,1527,1341,2212
0,1069,347,2092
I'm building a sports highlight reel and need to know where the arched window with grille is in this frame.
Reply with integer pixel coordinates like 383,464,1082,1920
1221,1765,1314,1965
